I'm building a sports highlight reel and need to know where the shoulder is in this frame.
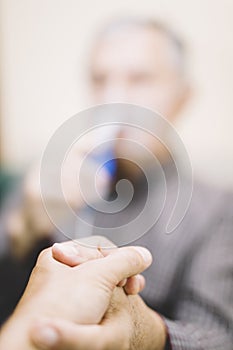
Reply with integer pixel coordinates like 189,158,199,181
182,178,233,245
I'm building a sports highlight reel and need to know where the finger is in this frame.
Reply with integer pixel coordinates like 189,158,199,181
52,236,116,267
118,278,127,287
30,318,125,350
52,242,103,267
36,247,54,266
124,274,146,295
84,246,152,287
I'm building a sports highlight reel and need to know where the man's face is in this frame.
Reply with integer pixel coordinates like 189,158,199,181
88,25,188,172
89,26,186,119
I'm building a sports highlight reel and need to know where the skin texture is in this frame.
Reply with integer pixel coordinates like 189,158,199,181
0,240,153,350
28,241,166,350
52,241,146,295
30,290,166,350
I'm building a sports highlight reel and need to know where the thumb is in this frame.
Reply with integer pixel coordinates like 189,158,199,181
30,317,124,350
84,246,152,286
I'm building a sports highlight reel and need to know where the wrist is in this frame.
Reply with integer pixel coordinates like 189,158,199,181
129,296,166,350
0,310,34,350
143,306,167,350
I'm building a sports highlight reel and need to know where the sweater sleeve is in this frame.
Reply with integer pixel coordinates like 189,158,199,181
162,207,233,350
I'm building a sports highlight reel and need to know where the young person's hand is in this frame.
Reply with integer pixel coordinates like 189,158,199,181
29,238,166,350
51,239,146,295
0,238,152,350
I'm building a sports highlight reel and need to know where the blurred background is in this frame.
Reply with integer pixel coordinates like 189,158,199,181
0,0,233,188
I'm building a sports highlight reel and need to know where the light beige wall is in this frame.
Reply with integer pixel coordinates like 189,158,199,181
0,0,233,188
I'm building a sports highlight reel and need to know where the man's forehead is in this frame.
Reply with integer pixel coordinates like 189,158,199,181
94,26,169,54
90,27,174,71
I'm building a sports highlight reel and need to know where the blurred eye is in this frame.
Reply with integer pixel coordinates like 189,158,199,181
90,72,107,87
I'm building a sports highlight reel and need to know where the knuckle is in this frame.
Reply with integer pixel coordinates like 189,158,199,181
37,247,52,265
123,249,142,270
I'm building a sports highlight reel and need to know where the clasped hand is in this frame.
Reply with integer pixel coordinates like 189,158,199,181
0,237,166,350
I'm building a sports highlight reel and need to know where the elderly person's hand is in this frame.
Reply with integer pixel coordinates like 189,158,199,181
0,238,152,350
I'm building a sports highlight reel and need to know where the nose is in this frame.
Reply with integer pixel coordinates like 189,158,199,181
101,84,130,104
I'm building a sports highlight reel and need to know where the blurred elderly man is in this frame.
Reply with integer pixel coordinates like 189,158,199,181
0,18,232,350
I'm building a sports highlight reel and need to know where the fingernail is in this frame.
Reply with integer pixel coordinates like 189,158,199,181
137,274,145,290
34,326,59,349
133,247,152,264
53,243,79,257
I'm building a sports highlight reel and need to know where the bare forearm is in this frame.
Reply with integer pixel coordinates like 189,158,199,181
0,311,35,350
